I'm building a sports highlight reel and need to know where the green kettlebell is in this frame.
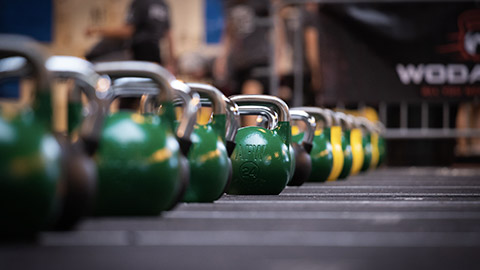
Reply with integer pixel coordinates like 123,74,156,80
177,83,231,202
336,112,353,180
196,95,240,194
228,95,293,195
92,61,197,215
141,78,200,209
293,107,334,183
253,107,296,184
0,36,61,238
287,109,316,186
120,77,201,209
0,36,100,237
46,56,107,229
376,122,387,167
359,117,373,172
348,115,365,176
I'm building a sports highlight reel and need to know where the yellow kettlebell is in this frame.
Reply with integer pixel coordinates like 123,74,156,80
347,114,364,176
324,109,344,181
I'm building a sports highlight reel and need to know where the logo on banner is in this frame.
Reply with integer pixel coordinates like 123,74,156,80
459,9,480,61
395,9,480,98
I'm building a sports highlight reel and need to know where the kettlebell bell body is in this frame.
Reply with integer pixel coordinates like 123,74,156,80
293,107,334,183
288,109,315,186
182,83,231,202
0,111,61,236
370,132,380,169
93,61,194,215
337,112,353,180
377,135,386,167
348,127,364,176
358,117,376,172
228,95,292,195
94,110,181,215
338,132,353,179
325,125,344,181
361,134,373,172
0,36,60,237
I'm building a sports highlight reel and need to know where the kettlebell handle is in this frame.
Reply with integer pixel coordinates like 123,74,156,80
109,77,158,101
171,80,200,153
186,83,229,143
186,83,227,115
195,96,239,148
224,96,240,156
292,107,332,128
229,95,290,122
93,61,175,103
376,121,386,134
289,109,316,148
237,105,278,130
46,56,105,155
323,109,341,126
357,117,376,134
335,111,353,131
0,35,50,94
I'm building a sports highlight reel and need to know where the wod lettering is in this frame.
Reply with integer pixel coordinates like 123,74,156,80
235,144,266,161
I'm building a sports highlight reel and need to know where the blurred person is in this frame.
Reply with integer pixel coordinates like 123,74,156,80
456,102,480,156
178,51,216,125
86,0,175,110
85,0,175,72
214,0,271,97
178,51,211,83
303,3,323,106
276,2,322,106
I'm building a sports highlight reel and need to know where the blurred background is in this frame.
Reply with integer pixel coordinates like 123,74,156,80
1,0,480,167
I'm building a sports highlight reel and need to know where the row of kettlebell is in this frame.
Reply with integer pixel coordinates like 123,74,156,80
287,107,386,186
0,35,385,239
0,35,289,237
0,35,216,238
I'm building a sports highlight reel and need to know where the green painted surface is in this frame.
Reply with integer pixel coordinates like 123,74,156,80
183,114,230,202
377,136,386,167
94,110,181,216
294,131,333,183
361,134,373,172
0,110,61,235
228,122,292,195
338,132,353,180
67,102,83,134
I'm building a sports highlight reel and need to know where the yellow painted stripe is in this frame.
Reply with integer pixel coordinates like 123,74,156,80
350,128,364,175
327,126,344,181
370,133,380,169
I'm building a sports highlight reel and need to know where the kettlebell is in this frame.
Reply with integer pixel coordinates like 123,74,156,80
369,121,380,170
347,114,365,176
0,35,98,238
321,109,344,181
359,117,374,172
172,83,231,202
46,56,106,230
292,107,333,182
336,112,353,180
92,61,197,215
123,77,201,209
287,109,316,186
376,121,386,167
228,95,293,195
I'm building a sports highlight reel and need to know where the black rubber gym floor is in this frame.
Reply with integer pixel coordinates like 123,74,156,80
2,167,480,270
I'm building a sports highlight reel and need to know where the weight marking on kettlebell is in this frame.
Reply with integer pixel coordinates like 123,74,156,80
235,144,266,161
240,161,259,182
